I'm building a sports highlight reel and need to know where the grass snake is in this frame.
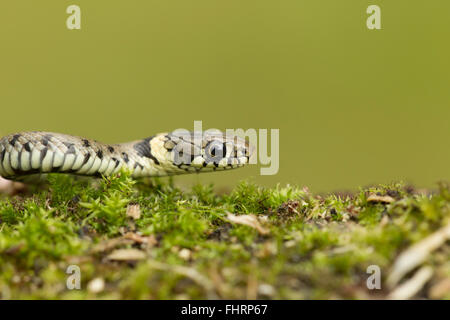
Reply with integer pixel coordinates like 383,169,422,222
0,131,253,180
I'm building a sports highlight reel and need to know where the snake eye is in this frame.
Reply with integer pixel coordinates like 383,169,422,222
206,142,227,162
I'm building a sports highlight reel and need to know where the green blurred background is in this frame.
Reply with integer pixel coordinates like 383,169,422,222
1,1,449,192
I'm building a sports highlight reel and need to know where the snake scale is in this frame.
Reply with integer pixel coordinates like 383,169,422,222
0,131,253,180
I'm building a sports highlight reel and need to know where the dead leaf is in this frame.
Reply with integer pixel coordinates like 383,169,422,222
126,204,141,220
387,222,450,287
123,232,157,246
91,237,134,253
367,194,395,204
4,242,25,255
107,248,146,261
388,266,433,300
0,177,26,195
226,212,270,235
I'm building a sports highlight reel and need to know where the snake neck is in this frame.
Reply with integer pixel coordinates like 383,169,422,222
0,132,173,180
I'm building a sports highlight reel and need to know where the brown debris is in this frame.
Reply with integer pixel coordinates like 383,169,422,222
278,200,301,217
387,222,450,288
126,204,141,220
4,242,25,255
91,237,134,254
387,266,433,300
107,248,146,261
367,194,395,204
429,278,450,299
0,177,26,196
208,264,229,298
92,232,158,254
225,212,270,235
123,232,157,246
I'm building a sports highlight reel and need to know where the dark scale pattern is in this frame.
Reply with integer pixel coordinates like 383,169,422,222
9,134,21,146
42,134,52,146
133,137,160,165
82,153,91,165
65,143,76,154
23,142,31,152
134,162,144,170
82,139,90,147
40,148,48,162
112,157,120,168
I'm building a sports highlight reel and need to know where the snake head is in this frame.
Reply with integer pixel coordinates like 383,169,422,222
155,130,254,174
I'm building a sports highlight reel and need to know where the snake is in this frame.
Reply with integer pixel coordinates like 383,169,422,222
0,131,253,180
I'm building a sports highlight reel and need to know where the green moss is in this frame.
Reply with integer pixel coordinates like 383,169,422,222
0,173,448,299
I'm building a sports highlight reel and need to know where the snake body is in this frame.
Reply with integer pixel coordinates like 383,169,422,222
0,131,252,180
